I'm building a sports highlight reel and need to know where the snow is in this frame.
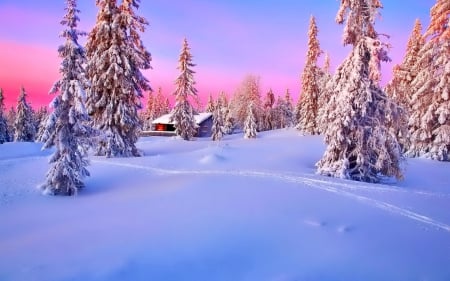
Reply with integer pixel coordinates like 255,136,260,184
152,112,212,125
1,128,450,281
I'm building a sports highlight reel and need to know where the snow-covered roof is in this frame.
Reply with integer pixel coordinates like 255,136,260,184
152,112,213,125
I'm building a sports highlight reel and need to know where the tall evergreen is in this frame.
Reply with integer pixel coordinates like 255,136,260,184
39,0,92,196
231,75,262,129
407,0,449,161
211,100,224,141
317,0,403,182
86,0,151,157
171,38,198,140
0,88,9,144
14,86,36,142
262,89,275,131
6,107,16,142
244,102,258,139
296,15,323,135
385,19,424,151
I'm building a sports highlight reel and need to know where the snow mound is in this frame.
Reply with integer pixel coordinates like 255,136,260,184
199,153,226,164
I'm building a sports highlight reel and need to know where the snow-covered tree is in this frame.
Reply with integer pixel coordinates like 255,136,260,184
262,89,275,131
296,15,323,135
171,38,198,140
142,90,155,130
385,19,424,151
6,107,16,142
0,88,10,144
211,101,224,141
275,89,295,129
231,75,262,129
244,102,257,139
317,52,332,133
39,0,92,196
407,0,449,161
14,86,36,142
317,0,403,182
386,19,424,110
205,93,215,113
86,0,151,157
34,106,49,139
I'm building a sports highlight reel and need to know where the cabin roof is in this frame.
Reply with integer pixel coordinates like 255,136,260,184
152,112,213,125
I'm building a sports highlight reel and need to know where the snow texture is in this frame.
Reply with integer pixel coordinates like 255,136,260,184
1,129,450,281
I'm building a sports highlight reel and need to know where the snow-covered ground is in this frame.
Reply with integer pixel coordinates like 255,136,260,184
1,128,449,281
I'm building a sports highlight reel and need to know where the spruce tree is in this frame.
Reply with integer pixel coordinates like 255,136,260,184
211,101,224,141
86,0,151,157
0,88,10,144
14,86,36,142
244,102,257,139
296,15,323,135
205,93,215,113
407,0,449,161
317,0,403,182
6,107,16,142
171,38,198,140
142,90,155,130
231,75,262,129
262,89,275,131
384,19,424,152
39,0,92,196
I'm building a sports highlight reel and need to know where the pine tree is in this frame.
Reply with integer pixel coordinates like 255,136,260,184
262,89,275,131
142,90,155,130
244,102,258,139
14,86,36,142
317,52,332,133
6,107,16,142
39,0,92,196
86,0,151,157
385,19,424,151
211,101,224,141
205,93,215,113
231,75,262,129
317,0,403,182
275,89,295,129
407,0,449,161
171,38,198,140
0,88,10,144
296,15,323,135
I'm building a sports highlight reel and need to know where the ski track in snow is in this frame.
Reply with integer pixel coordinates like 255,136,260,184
92,159,450,234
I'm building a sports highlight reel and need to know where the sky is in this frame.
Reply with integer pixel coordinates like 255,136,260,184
0,0,434,108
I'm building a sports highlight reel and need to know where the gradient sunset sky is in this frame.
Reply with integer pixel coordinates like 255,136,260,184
0,0,433,108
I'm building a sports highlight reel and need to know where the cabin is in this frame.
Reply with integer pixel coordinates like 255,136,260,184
141,112,213,138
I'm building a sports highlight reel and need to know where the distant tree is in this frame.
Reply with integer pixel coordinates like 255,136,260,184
34,106,49,140
231,75,262,129
385,19,424,152
142,90,155,130
39,0,92,196
14,86,36,142
205,93,215,113
317,0,403,182
244,102,257,139
275,89,295,129
211,101,224,141
6,107,16,141
86,0,151,157
0,88,10,144
407,0,450,161
262,89,276,131
296,15,323,135
171,38,198,140
317,52,332,133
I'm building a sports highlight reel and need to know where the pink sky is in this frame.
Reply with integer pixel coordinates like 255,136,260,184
0,0,433,109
